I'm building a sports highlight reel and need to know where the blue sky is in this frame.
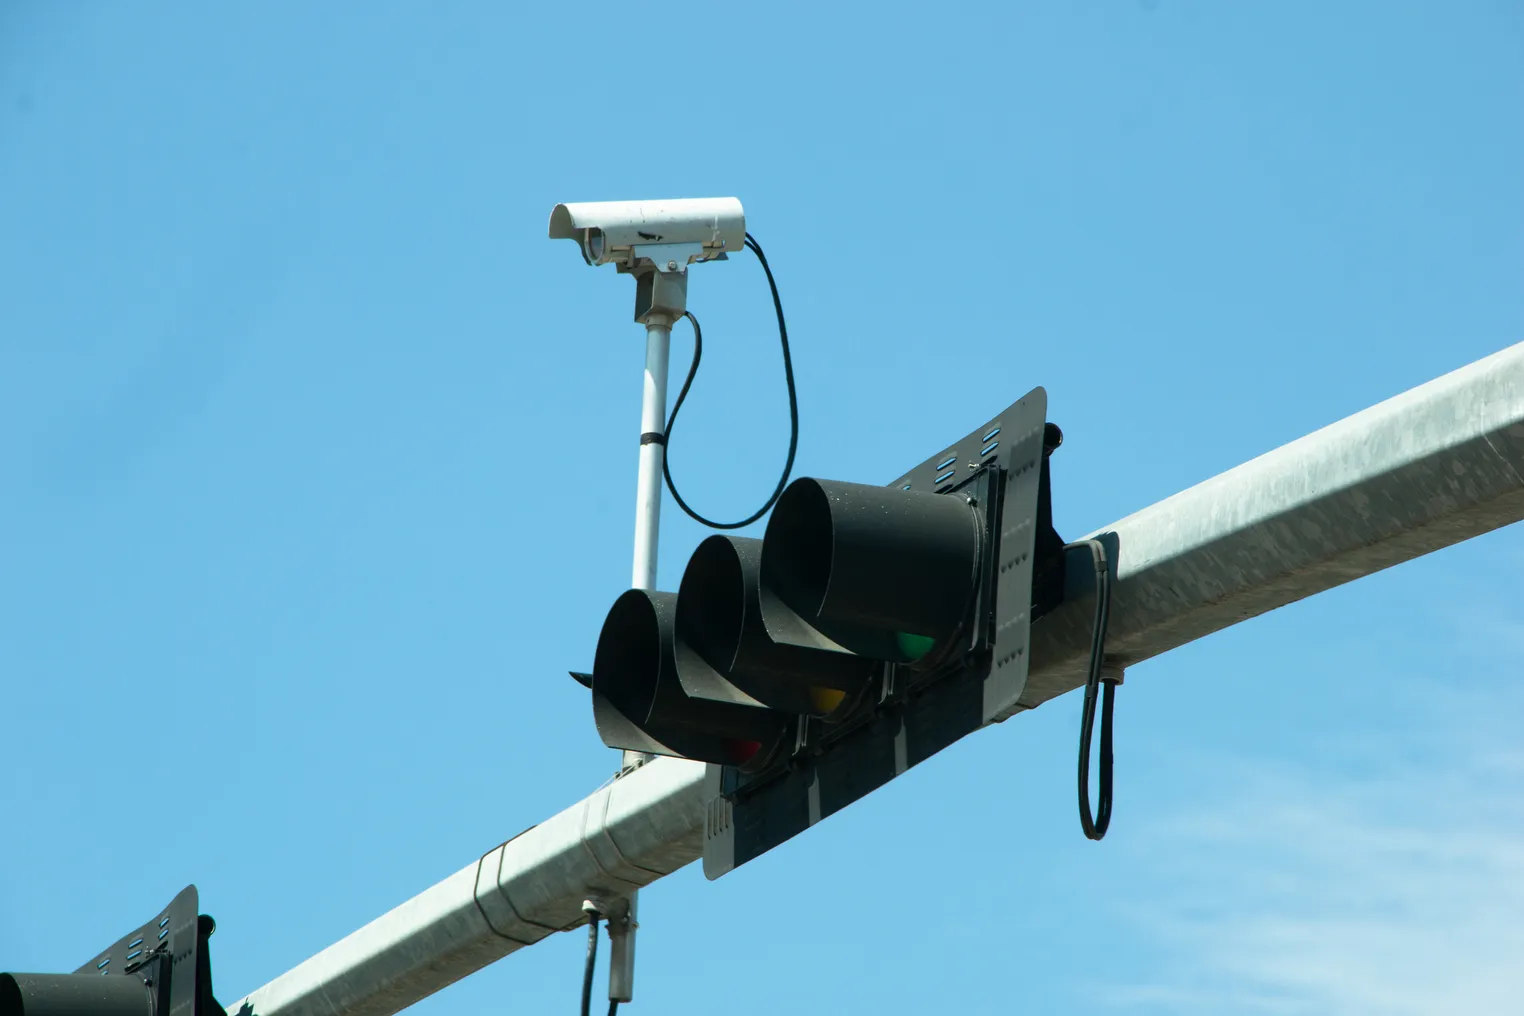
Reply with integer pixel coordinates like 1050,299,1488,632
2,3,1521,1014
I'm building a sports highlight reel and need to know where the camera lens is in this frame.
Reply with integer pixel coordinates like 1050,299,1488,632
584,228,606,261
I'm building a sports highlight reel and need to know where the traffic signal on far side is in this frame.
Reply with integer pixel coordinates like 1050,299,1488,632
1,887,225,1016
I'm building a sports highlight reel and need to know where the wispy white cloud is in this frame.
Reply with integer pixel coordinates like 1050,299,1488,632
1105,679,1524,1015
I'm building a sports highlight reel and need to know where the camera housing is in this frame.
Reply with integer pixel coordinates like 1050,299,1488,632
548,197,745,273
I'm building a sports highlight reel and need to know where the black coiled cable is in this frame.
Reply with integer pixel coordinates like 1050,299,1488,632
578,911,620,1016
1071,538,1119,841
662,233,798,530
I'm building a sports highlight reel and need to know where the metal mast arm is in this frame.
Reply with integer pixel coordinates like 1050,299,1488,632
228,341,1524,1016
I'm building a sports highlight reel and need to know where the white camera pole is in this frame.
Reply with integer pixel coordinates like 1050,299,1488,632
603,266,687,1005
631,322,668,593
630,272,686,593
548,198,745,1007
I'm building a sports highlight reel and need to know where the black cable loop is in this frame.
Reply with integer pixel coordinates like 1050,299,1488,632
662,233,798,530
1071,538,1118,841
580,912,600,1016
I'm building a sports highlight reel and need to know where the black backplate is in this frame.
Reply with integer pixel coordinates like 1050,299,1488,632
73,886,206,1016
702,388,1052,879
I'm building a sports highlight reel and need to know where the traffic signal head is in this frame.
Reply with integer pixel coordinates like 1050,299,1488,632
675,535,873,718
1,887,225,1016
761,477,983,665
581,386,1066,875
591,588,790,770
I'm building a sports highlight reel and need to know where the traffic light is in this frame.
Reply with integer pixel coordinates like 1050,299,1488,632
1,886,226,1016
583,386,1069,877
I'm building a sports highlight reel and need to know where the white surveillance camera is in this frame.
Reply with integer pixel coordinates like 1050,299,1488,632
548,197,745,273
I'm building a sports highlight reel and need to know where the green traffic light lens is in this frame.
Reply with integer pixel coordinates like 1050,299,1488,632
895,631,937,661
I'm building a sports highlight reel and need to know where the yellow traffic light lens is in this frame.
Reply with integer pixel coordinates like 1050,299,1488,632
809,686,848,714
